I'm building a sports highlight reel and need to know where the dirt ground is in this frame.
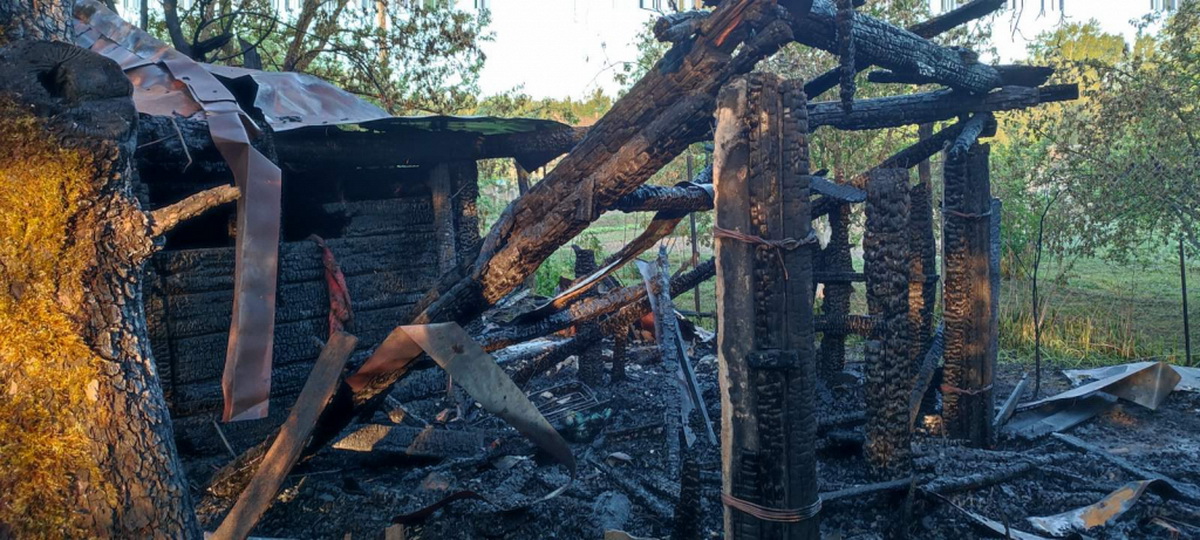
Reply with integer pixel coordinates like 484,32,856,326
188,337,1200,539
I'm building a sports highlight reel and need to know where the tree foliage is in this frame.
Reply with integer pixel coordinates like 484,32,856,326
157,0,490,114
995,8,1200,264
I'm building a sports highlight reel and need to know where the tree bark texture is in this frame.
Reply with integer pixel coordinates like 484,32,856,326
941,142,995,446
862,168,912,477
714,73,819,540
0,40,198,538
0,0,73,42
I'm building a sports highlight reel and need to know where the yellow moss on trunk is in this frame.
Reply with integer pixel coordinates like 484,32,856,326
0,107,114,537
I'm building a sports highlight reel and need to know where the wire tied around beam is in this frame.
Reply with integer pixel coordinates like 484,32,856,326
714,225,818,280
721,492,823,523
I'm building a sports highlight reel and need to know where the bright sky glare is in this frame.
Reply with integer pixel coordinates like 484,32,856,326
470,1,1172,100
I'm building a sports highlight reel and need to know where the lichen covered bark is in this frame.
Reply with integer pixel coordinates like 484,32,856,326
0,40,198,538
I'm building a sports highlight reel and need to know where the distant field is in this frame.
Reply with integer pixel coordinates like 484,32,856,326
530,211,1200,368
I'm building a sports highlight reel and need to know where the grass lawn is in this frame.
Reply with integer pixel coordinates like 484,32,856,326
528,211,1200,369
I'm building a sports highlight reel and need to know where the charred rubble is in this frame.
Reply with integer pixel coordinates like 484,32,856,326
57,0,1200,538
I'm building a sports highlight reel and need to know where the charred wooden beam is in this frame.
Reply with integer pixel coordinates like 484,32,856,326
573,246,604,386
790,0,1002,94
835,0,856,110
863,168,912,478
940,141,996,447
655,10,711,43
481,258,716,351
803,0,1006,98
609,165,714,213
907,175,938,384
714,74,819,540
906,0,1005,38
807,84,1076,131
817,203,854,377
814,314,875,337
611,169,859,215
136,114,589,173
868,64,1055,88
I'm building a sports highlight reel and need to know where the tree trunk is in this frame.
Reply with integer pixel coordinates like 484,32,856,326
0,0,73,42
0,39,200,538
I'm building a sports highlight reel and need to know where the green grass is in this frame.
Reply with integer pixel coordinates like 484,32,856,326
998,256,1199,367
526,212,1199,368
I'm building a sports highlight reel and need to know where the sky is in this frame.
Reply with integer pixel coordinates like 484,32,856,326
469,0,1175,100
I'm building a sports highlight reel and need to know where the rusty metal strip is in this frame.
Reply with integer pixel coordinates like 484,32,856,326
75,1,283,422
211,332,357,540
348,323,575,519
1027,479,1176,536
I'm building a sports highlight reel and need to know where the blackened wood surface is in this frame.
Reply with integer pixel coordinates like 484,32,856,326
791,0,1001,94
817,203,853,377
941,143,995,446
863,168,912,477
146,192,447,446
807,84,1076,132
714,74,818,540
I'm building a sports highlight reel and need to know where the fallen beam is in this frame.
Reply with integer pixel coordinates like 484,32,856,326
482,258,716,350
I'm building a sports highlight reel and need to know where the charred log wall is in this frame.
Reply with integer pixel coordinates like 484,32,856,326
714,74,819,540
144,163,478,454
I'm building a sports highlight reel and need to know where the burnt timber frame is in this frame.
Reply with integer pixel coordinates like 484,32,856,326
940,138,997,446
714,73,819,540
863,168,912,476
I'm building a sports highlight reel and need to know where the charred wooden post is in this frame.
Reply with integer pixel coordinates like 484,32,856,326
818,202,853,378
714,74,819,540
908,169,937,372
573,246,604,386
941,138,996,446
863,168,912,477
430,164,458,274
835,0,855,110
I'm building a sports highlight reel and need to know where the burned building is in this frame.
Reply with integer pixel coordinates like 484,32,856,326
74,5,581,452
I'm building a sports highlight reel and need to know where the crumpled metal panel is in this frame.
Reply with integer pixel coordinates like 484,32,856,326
76,0,282,423
1064,361,1200,393
1019,360,1180,412
205,65,391,130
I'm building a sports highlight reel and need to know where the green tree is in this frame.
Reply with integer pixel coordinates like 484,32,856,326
997,9,1200,262
159,0,490,114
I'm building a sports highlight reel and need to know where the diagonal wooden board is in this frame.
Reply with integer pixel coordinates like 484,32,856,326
212,331,358,540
